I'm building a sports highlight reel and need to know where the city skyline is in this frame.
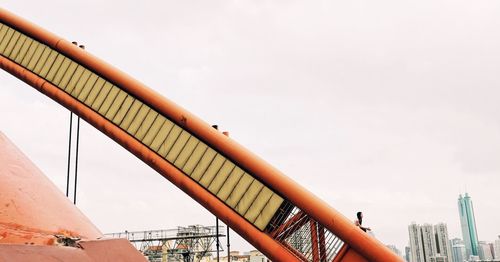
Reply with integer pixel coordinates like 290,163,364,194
404,193,498,261
401,192,497,256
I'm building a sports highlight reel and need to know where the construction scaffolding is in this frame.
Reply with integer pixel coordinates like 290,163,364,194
105,225,225,262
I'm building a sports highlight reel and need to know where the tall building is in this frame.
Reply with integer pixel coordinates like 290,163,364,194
405,246,411,262
421,224,438,261
458,193,479,259
408,223,452,262
450,238,466,262
434,223,452,262
478,241,494,260
494,236,500,260
409,223,425,262
488,242,496,260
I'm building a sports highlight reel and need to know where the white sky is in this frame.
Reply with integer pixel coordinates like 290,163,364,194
1,0,500,253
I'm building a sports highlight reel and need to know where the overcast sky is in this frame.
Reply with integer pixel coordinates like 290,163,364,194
1,0,500,253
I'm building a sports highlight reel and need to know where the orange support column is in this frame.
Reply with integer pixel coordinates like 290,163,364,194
311,221,320,262
318,224,327,262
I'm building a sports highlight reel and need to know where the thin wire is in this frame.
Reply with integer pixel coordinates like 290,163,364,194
65,112,73,197
227,226,230,262
73,116,80,204
216,217,220,261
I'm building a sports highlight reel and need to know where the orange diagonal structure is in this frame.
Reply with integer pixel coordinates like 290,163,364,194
0,8,402,262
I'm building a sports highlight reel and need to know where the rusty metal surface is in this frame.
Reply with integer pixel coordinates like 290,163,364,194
0,132,101,245
0,238,146,262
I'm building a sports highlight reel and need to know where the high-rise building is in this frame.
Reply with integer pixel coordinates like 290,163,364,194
434,223,452,262
458,193,479,259
405,246,411,262
494,236,500,260
409,223,426,262
421,224,438,261
478,241,494,260
488,242,496,260
408,223,453,262
450,238,466,262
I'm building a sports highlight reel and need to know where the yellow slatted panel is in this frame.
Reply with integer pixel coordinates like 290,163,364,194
90,81,113,111
165,131,190,162
149,120,175,151
97,85,119,115
190,148,216,181
216,167,245,202
235,180,264,215
8,33,27,60
199,155,225,187
104,89,127,120
19,40,38,67
26,44,45,71
127,104,150,135
70,68,92,95
254,194,285,230
52,57,72,86
181,142,208,175
38,49,58,77
226,174,254,208
14,37,33,64
63,64,84,92
141,116,166,146
173,137,199,168
0,28,15,53
135,110,158,141
244,187,274,223
0,25,287,231
77,73,98,101
32,46,51,74
111,95,134,125
157,125,182,157
0,25,9,44
45,54,64,82
3,31,20,57
207,161,235,194
84,77,106,105
165,131,191,163
119,99,142,129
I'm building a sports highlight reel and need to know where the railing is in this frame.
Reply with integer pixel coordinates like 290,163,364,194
268,206,345,262
105,225,225,242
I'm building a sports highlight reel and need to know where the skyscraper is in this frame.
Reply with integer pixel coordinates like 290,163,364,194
405,246,411,262
494,236,500,260
408,223,452,262
450,238,467,262
458,193,479,258
421,224,437,261
409,223,425,262
478,241,493,260
434,223,452,262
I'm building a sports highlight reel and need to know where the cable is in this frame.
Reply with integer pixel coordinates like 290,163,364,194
65,112,73,197
216,217,220,261
73,116,80,204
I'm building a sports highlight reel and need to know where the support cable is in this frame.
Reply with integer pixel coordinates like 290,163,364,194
65,112,73,197
73,116,80,205
216,217,220,262
227,226,230,262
